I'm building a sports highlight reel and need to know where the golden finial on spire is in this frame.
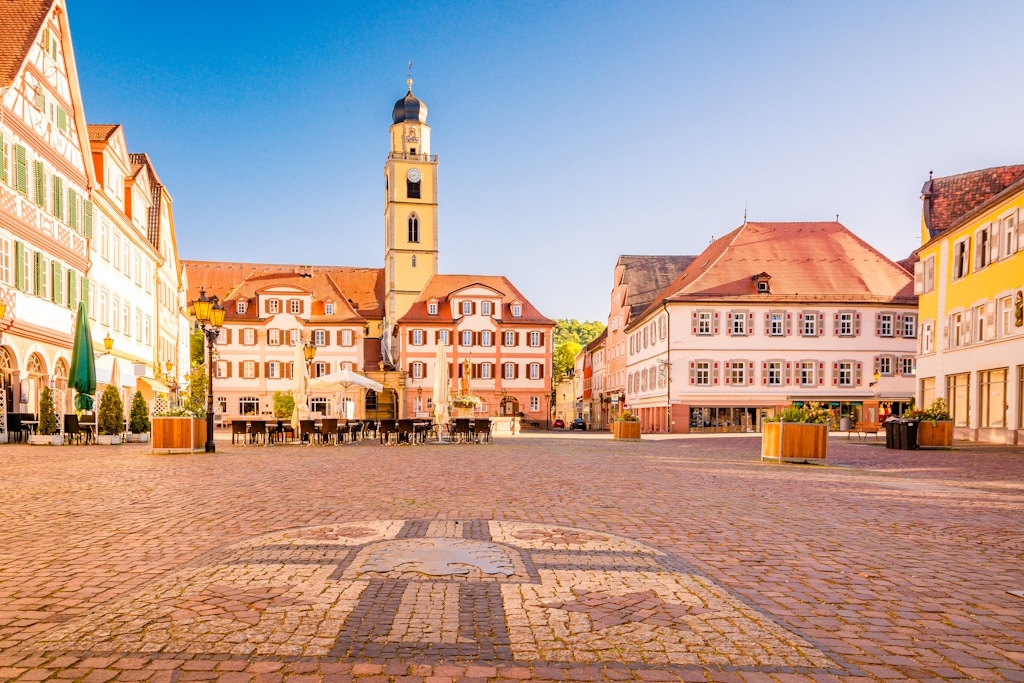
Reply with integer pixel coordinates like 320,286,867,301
407,61,413,91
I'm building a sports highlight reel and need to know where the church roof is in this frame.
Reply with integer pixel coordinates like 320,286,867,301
392,82,428,124
0,0,52,88
399,274,554,326
181,261,386,321
634,221,915,325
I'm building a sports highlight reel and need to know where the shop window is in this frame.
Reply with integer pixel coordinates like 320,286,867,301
239,397,260,415
946,373,970,427
979,368,1007,428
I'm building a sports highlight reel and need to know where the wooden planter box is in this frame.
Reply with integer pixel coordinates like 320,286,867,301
612,421,641,441
917,420,953,448
152,417,206,453
761,422,828,464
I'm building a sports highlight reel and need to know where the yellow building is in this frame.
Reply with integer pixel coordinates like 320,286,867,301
915,166,1024,444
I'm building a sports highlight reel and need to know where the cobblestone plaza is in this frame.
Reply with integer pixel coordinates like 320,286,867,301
0,435,1022,682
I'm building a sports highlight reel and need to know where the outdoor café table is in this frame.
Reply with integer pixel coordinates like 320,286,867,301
79,422,95,444
413,421,432,443
22,420,38,434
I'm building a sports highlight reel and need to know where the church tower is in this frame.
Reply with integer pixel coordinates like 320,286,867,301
384,79,438,328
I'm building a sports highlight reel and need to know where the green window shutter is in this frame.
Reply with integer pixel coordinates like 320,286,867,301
83,200,93,238
16,145,27,195
52,175,63,219
34,252,43,296
0,131,5,184
67,268,77,308
52,261,62,305
14,241,24,291
68,188,77,230
81,277,90,316
34,160,45,207
57,107,67,132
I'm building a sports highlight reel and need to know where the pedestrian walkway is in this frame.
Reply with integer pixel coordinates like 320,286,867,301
0,437,1021,681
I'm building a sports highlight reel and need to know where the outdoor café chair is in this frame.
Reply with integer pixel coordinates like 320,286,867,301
231,421,248,445
299,419,317,444
249,420,269,445
78,413,96,444
336,422,350,443
63,414,82,444
274,420,294,443
6,414,25,443
452,419,472,443
472,418,491,444
349,421,364,442
320,418,338,445
379,420,398,445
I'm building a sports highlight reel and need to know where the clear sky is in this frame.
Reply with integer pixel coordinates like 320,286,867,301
69,1,1024,322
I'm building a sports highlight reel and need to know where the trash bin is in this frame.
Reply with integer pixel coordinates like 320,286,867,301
884,420,897,449
903,419,919,450
885,419,919,450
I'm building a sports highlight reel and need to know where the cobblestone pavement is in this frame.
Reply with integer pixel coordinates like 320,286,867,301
0,435,1022,682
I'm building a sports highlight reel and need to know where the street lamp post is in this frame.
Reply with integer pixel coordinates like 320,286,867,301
191,288,225,453
303,338,316,414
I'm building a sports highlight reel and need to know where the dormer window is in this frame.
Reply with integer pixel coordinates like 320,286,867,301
290,299,301,315
267,299,280,314
462,301,473,315
236,300,247,314
512,305,522,317
752,272,771,294
428,302,438,315
325,303,335,315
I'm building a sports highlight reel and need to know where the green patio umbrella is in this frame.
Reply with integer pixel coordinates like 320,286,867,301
68,301,96,411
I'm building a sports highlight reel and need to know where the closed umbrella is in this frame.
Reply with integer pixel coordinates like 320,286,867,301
68,302,96,411
290,340,309,433
432,340,450,426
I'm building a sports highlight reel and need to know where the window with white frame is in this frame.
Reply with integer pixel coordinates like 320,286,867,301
268,362,279,379
325,303,334,315
878,313,893,337
729,361,745,385
801,313,817,337
879,356,892,376
312,362,327,378
512,305,521,317
952,312,965,347
697,311,712,335
439,329,450,345
412,329,423,346
112,233,121,270
767,361,782,386
411,362,424,379
428,302,437,315
480,363,492,379
236,300,247,314
481,301,492,316
769,312,784,336
0,237,10,285
975,226,992,269
503,362,515,379
268,329,280,345
239,397,259,415
530,396,539,412
504,331,515,346
1000,296,1013,337
290,299,300,314
314,329,326,346
695,361,710,386
528,363,541,380
923,255,935,293
133,252,141,286
144,315,151,346
974,304,988,343
902,313,916,338
922,320,934,353
134,309,142,341
1002,214,1016,256
111,295,120,331
341,329,353,346
462,301,473,315
243,328,255,345
243,361,255,379
122,301,130,337
461,330,473,346
480,330,492,346
289,329,300,345
901,357,915,375
731,312,746,336
144,262,152,293
838,361,853,387
800,361,815,386
952,237,970,279
216,327,227,344
529,331,541,347
267,299,280,314
216,361,227,379
838,312,853,336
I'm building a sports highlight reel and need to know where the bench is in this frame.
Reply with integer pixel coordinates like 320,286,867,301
848,421,882,439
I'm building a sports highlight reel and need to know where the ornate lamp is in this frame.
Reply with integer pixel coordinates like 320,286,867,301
303,340,317,363
103,332,114,353
190,287,225,453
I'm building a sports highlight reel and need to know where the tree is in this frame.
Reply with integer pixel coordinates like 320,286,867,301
38,387,59,436
98,385,124,436
273,391,295,419
183,362,208,417
129,390,150,433
191,326,206,367
551,319,605,381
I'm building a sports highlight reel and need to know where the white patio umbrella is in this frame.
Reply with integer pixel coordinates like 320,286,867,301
290,341,310,433
432,341,450,425
308,368,383,419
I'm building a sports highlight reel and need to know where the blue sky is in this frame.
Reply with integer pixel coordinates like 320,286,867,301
69,1,1024,322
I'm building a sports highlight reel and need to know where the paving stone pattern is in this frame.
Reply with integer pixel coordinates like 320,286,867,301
0,436,1022,682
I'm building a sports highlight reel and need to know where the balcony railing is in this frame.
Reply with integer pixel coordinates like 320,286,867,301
388,152,438,162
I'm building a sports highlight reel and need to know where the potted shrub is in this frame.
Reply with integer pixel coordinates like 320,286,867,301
906,398,953,448
273,391,295,420
97,384,124,445
151,363,207,453
761,403,830,464
128,390,151,443
612,409,641,441
29,387,63,445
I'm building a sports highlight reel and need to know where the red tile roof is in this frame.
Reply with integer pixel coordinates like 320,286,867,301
0,0,53,88
182,261,386,320
399,274,554,325
923,165,1024,238
616,255,696,319
636,221,914,322
87,123,119,142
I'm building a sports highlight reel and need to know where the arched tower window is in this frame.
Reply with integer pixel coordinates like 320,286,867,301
408,215,419,243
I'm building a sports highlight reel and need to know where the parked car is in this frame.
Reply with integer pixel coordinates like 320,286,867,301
552,419,565,429
570,418,587,431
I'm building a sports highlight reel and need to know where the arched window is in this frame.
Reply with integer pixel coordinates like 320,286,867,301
0,347,14,408
408,215,419,243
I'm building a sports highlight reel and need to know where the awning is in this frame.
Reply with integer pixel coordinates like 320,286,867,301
137,376,171,393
